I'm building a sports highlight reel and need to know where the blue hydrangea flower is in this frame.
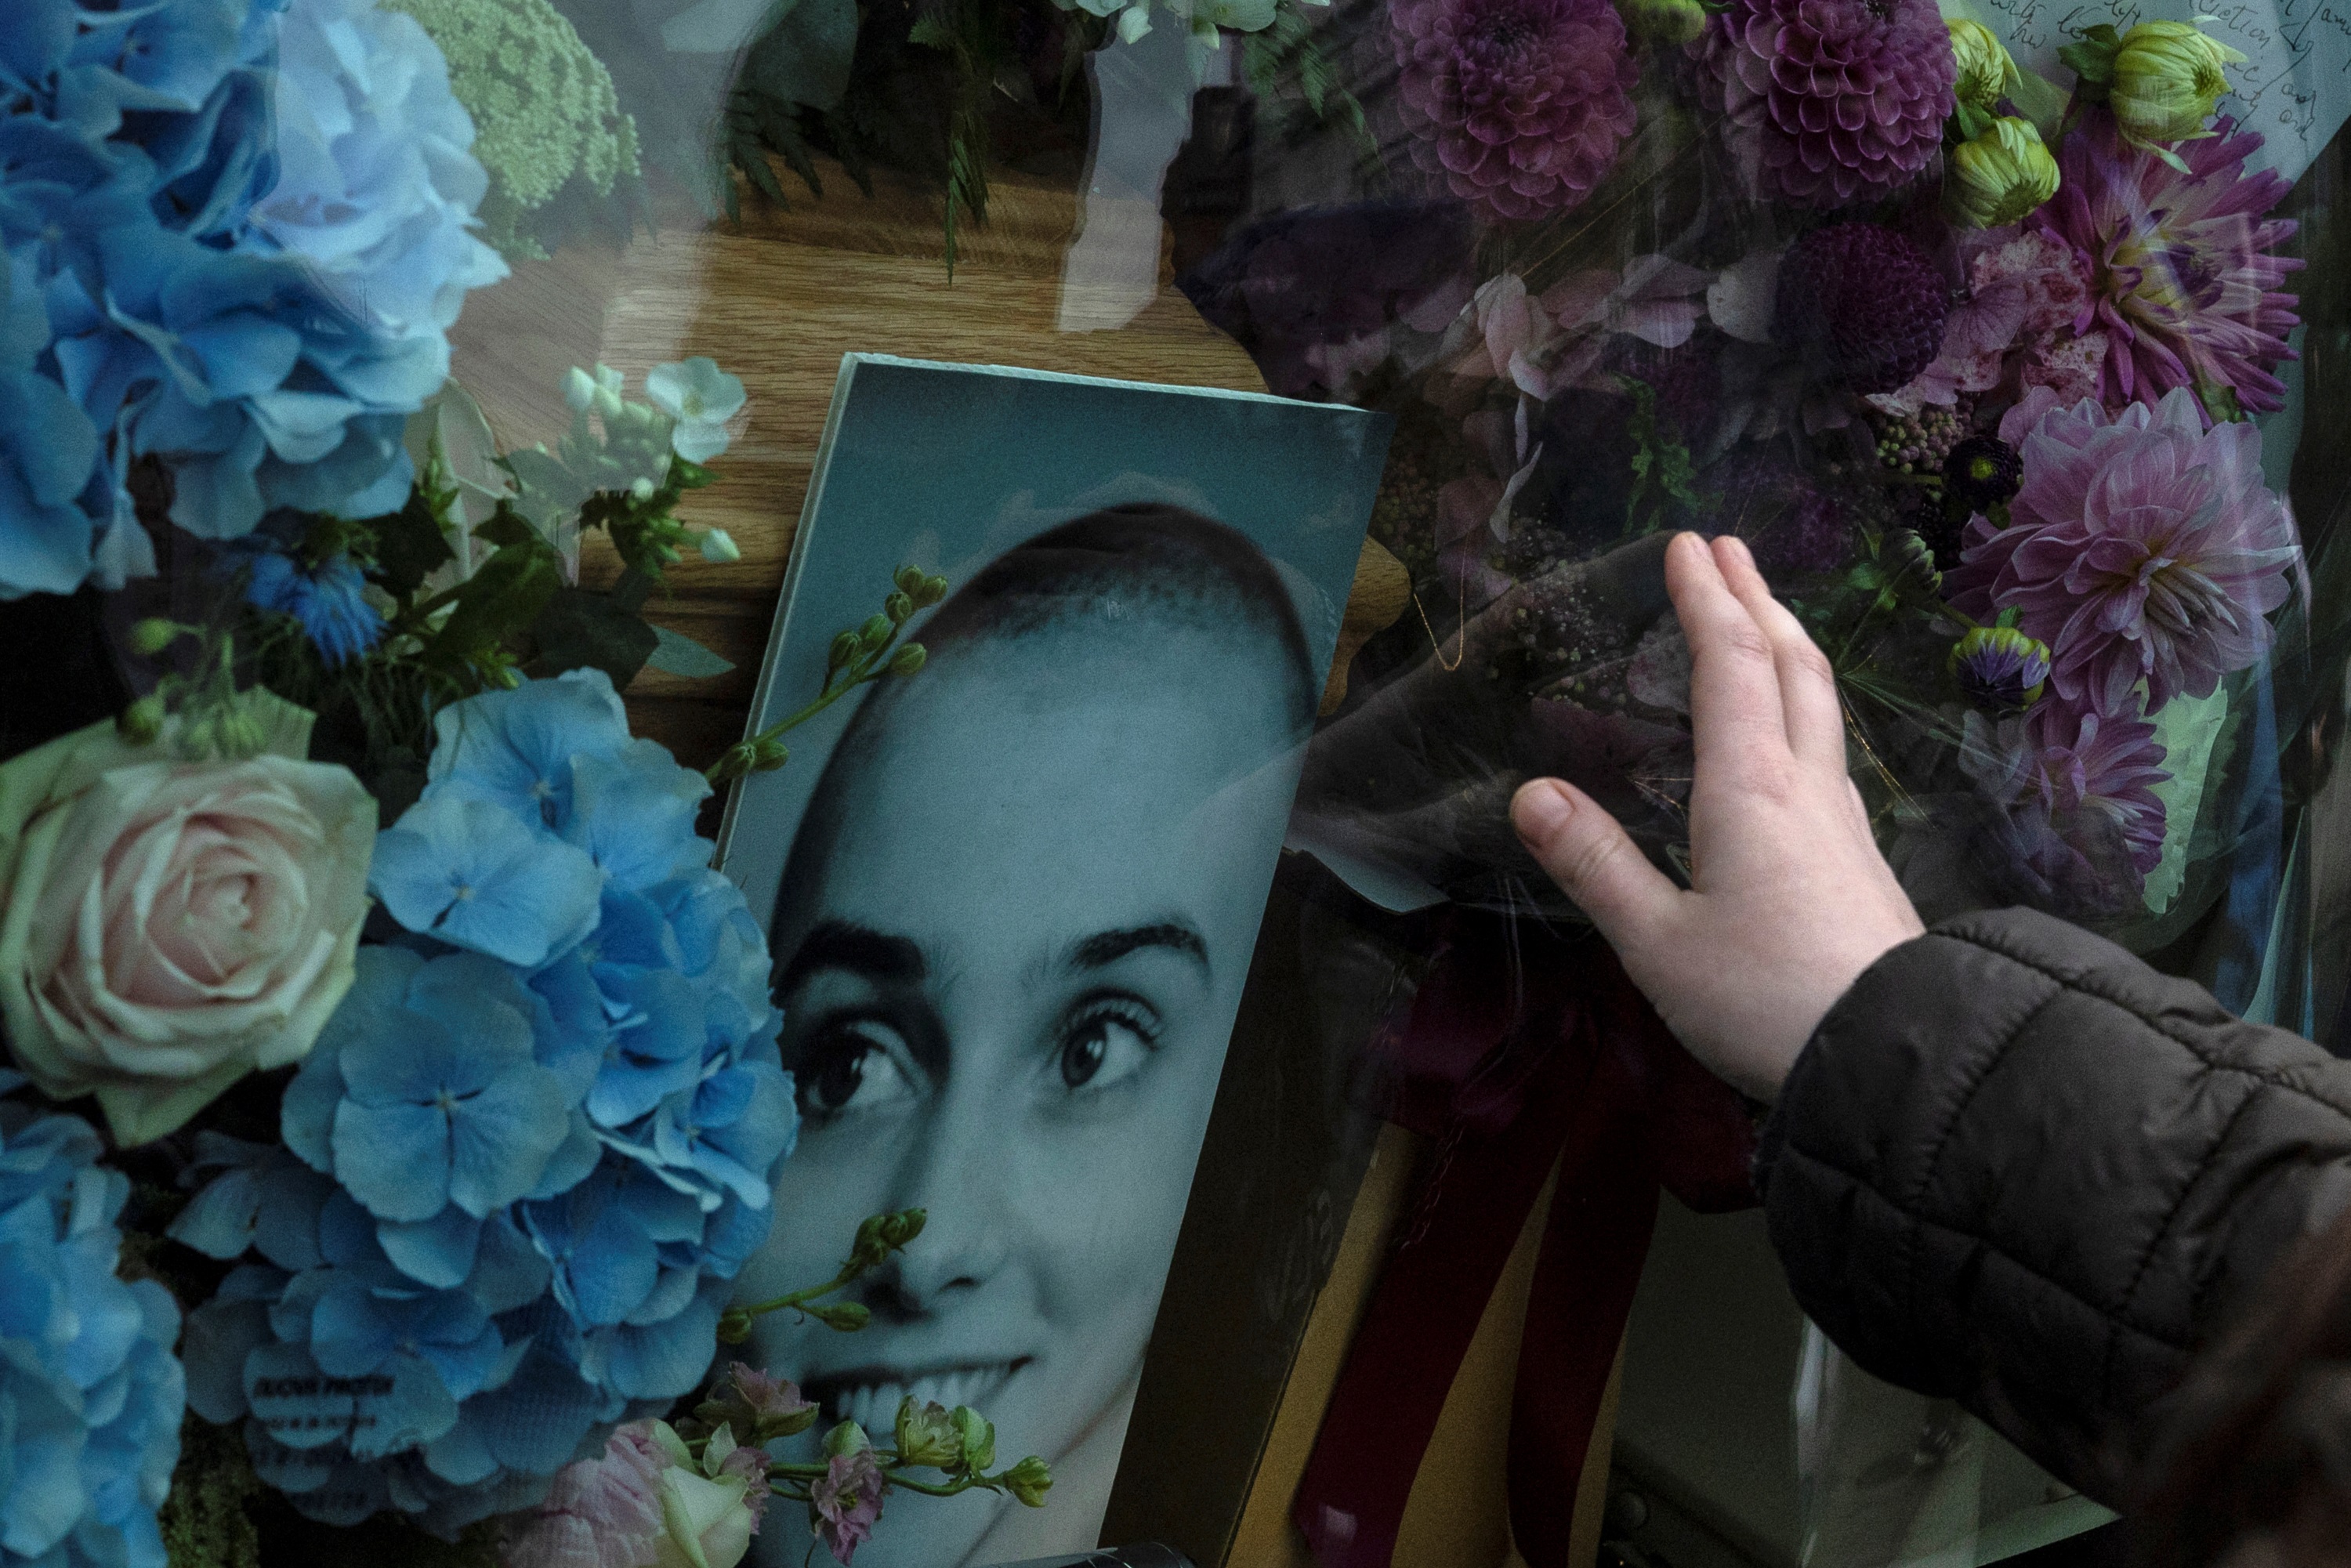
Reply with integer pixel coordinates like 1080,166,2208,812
0,0,502,600
368,795,605,968
0,1076,184,1568
178,679,795,1533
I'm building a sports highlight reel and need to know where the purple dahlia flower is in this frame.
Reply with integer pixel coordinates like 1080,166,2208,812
1774,223,1952,393
2027,111,2302,415
1694,0,1955,209
1392,0,1640,223
1962,697,2172,883
1948,386,2298,717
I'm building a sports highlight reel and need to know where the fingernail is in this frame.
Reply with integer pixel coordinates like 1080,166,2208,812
1513,780,1574,840
1722,535,1756,567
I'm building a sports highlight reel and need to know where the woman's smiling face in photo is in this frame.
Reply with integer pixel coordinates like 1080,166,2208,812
739,621,1305,1566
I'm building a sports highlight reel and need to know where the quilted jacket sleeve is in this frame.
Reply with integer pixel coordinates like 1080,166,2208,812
1755,906,2351,1502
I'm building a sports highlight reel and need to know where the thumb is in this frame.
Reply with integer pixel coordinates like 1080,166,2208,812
1511,778,1679,943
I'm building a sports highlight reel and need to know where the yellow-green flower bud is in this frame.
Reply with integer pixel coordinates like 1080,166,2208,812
894,1399,962,1469
1001,1455,1052,1508
118,695,166,744
1947,19,2022,113
128,618,180,657
951,1407,996,1473
1947,116,2061,227
1614,0,1706,46
888,644,927,678
2110,21,2245,150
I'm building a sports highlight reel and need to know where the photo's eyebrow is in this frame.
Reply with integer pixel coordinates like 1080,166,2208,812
781,920,926,992
1067,922,1210,975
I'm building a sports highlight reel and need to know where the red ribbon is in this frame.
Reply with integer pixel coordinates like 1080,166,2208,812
1293,914,1759,1568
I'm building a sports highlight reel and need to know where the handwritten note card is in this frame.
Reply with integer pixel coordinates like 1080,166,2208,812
1943,0,2351,183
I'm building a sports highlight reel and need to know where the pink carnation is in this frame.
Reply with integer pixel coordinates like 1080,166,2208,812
2027,111,2302,415
1392,0,1639,223
505,1423,668,1568
1873,228,2100,415
1694,0,1955,209
1948,387,2298,717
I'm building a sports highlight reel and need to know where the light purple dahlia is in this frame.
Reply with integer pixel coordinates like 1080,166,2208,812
1962,697,2172,884
1948,386,2298,718
2028,111,2302,415
1392,0,1640,223
1693,0,1955,210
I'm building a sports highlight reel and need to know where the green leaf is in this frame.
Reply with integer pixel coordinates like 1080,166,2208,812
647,625,737,678
2143,686,2231,915
368,487,457,600
424,540,561,672
531,587,662,690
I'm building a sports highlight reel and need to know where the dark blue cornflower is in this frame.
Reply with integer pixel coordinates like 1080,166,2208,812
241,545,386,667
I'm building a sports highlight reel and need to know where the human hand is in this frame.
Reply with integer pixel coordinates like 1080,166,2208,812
1509,532,1923,1100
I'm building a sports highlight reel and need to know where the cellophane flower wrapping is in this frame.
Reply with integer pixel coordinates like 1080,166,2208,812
1201,12,2340,987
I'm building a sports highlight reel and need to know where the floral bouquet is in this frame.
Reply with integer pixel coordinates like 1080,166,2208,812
1185,0,2325,957
0,5,1054,1562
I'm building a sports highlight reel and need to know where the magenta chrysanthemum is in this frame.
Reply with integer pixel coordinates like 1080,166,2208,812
1948,387,2299,717
1392,0,1640,223
1694,0,1954,209
2027,111,2302,415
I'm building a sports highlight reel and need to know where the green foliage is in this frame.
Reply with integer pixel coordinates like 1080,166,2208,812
380,0,644,260
1240,0,1375,162
160,1419,261,1568
1618,374,1702,531
907,0,1008,279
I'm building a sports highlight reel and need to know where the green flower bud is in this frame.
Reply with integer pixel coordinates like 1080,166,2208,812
849,1208,927,1270
1001,1455,1052,1508
752,734,791,771
1882,529,1942,598
912,573,950,609
715,1308,755,1344
857,613,893,651
215,703,269,759
811,1301,870,1331
1947,117,2061,228
2110,20,2244,150
828,630,861,673
885,591,915,625
118,695,166,745
708,741,759,785
1949,625,2052,710
894,1398,962,1469
1614,0,1705,45
128,618,181,657
888,644,927,678
697,528,740,564
951,1407,996,1474
822,1419,873,1458
893,564,926,596
1947,19,2022,113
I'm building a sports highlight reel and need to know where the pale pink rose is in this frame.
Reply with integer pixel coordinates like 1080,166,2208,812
506,1422,668,1568
0,699,374,1144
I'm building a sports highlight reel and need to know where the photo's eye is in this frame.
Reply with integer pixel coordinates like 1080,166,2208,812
1058,997,1160,1092
797,1018,924,1120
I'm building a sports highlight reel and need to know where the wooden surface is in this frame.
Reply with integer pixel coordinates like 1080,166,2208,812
447,157,1272,770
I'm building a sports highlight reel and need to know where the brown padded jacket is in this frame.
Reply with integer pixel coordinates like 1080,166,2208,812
1755,906,2351,1505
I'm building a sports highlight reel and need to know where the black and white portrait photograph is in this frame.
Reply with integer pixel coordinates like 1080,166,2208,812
715,357,1389,1566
